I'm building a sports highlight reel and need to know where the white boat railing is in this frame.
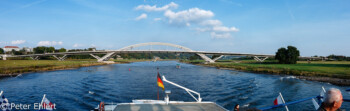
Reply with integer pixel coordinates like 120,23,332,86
162,76,202,102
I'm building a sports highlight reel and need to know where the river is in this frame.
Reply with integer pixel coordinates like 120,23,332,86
0,61,349,111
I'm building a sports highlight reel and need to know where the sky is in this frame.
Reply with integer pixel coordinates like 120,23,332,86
0,0,350,56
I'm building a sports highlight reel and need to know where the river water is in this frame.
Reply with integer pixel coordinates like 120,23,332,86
0,61,349,111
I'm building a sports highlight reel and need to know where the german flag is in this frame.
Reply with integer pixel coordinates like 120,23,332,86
157,73,165,90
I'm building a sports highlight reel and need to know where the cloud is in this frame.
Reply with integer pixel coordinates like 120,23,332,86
211,32,231,38
135,2,239,38
212,26,239,32
73,43,84,48
162,7,238,38
135,13,147,20
135,2,178,12
200,20,222,26
154,18,162,21
37,41,63,46
164,8,214,26
196,26,239,38
0,42,9,45
11,40,26,45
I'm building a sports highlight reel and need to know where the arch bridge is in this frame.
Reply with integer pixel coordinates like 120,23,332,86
1,42,316,63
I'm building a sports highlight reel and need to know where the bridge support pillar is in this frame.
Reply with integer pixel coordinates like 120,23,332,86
213,55,224,61
90,52,116,62
30,56,40,60
1,55,7,60
196,53,215,63
53,55,67,61
254,56,268,62
90,54,100,60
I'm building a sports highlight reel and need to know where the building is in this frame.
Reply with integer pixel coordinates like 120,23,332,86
3,46,20,52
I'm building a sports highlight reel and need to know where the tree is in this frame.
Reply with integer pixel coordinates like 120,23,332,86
11,49,22,55
275,48,287,64
0,48,4,54
58,48,66,52
34,46,56,54
275,46,300,64
47,47,55,53
327,54,347,61
34,46,45,54
286,46,300,64
189,54,200,60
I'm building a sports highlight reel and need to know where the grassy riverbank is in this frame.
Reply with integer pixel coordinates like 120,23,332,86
0,60,107,77
183,60,350,85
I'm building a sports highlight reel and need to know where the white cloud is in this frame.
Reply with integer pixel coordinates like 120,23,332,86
11,40,26,45
154,18,162,21
212,26,239,32
135,2,178,12
135,13,147,21
73,44,79,48
37,41,63,46
73,43,84,48
196,26,239,38
163,8,238,38
211,32,231,38
200,20,222,26
135,2,239,38
164,8,214,26
0,42,9,45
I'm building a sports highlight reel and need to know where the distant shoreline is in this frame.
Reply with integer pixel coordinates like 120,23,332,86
0,60,110,78
215,67,350,86
0,59,159,78
184,61,350,86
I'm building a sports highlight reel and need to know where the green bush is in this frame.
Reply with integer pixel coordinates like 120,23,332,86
275,46,300,64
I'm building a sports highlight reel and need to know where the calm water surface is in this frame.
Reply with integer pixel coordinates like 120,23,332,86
0,61,349,111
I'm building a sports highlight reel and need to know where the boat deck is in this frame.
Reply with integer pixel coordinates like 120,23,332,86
112,102,227,111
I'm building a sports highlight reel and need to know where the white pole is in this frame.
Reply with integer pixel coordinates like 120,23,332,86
0,91,3,97
322,86,326,93
279,92,289,111
40,94,46,110
162,76,202,102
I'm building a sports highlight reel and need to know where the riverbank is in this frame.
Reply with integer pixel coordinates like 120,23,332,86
0,59,157,78
0,60,108,78
182,60,350,86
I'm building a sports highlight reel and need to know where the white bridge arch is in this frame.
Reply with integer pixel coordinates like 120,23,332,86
115,42,219,63
117,42,194,51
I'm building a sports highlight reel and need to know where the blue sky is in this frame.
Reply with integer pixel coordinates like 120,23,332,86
0,0,349,56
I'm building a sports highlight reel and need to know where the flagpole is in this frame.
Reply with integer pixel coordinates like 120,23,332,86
279,92,289,111
157,67,159,100
40,94,46,110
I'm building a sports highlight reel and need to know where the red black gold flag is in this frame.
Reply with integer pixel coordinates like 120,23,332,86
157,73,165,90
